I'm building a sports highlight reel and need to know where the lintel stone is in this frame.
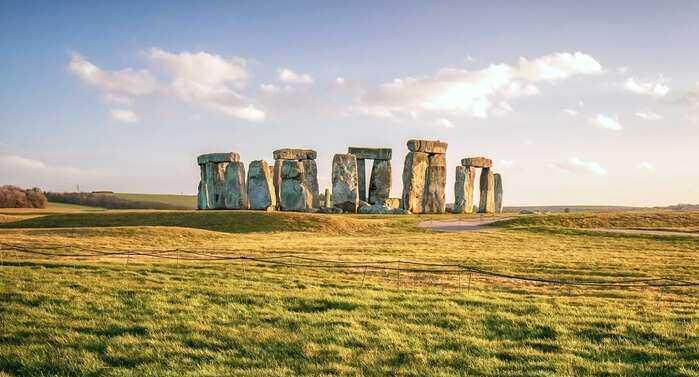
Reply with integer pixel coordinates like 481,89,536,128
273,148,317,160
197,152,240,165
406,139,448,154
461,157,493,168
348,147,392,160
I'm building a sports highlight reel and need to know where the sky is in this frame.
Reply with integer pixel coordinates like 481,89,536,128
1,1,698,206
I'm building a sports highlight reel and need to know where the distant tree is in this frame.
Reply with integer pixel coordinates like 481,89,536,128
0,185,47,208
564,208,570,213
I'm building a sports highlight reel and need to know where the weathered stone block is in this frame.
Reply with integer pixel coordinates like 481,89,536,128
401,151,428,213
224,161,248,209
273,148,317,160
197,152,239,165
357,158,366,202
453,166,476,213
302,159,319,208
324,188,331,208
423,154,446,213
406,139,448,154
204,161,228,209
273,159,283,208
348,147,392,160
280,160,312,211
494,173,503,213
247,160,276,211
384,198,401,209
461,157,493,168
332,154,359,213
478,168,495,213
368,159,391,205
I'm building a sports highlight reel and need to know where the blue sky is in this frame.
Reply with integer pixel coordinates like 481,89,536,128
1,1,698,206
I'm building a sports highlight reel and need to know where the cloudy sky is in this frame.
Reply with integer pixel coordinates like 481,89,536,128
1,1,698,206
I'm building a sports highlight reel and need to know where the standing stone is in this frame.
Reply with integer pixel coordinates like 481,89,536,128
280,160,312,211
423,154,446,213
205,161,228,209
197,166,208,210
247,160,276,211
324,188,331,208
478,168,495,213
401,151,428,213
224,161,248,209
494,173,503,213
332,154,359,213
368,159,391,205
453,166,476,213
357,158,367,202
273,159,283,208
302,159,319,208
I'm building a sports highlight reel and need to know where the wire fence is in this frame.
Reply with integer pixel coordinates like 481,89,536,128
1,242,697,291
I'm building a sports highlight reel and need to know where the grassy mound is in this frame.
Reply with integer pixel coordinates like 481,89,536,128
114,193,197,209
0,210,401,235
499,211,699,229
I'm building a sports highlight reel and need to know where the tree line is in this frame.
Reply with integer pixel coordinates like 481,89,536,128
0,186,48,208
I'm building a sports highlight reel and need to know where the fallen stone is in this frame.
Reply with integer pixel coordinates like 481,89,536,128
461,157,493,168
348,147,392,160
401,151,428,213
247,160,276,211
406,139,448,154
358,203,410,215
422,153,446,213
302,159,319,208
357,158,367,202
318,206,343,214
331,154,359,213
280,160,312,211
494,173,503,213
273,148,317,160
383,198,401,209
224,161,248,209
197,152,240,165
453,166,476,213
368,159,391,205
478,168,495,213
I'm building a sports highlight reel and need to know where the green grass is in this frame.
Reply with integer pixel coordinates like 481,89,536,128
499,211,699,229
0,211,697,376
114,193,197,209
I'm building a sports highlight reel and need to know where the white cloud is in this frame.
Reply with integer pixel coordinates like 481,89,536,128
618,66,629,74
0,154,89,189
69,53,157,97
635,111,662,121
110,109,139,123
554,157,607,175
465,55,475,62
277,68,314,84
435,118,454,128
148,48,265,122
680,82,699,106
563,108,579,116
0,155,46,170
624,77,669,97
260,83,281,94
499,160,514,168
636,161,656,172
335,77,346,86
590,114,622,131
358,51,602,119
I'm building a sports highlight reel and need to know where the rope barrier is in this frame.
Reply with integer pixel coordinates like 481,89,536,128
1,242,697,288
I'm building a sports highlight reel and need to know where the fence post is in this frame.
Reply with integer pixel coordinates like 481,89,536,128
467,272,472,294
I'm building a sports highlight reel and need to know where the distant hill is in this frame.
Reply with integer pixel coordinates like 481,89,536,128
46,192,195,210
503,205,643,213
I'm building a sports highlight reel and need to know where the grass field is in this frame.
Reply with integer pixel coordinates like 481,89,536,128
0,210,697,376
114,193,197,209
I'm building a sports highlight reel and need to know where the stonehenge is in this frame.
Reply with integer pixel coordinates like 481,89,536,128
273,148,319,210
331,153,360,213
348,147,392,205
196,140,503,214
453,156,496,214
494,173,503,213
401,139,448,214
247,160,276,211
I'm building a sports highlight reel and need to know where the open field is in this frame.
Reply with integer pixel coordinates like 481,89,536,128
113,193,198,209
0,210,697,376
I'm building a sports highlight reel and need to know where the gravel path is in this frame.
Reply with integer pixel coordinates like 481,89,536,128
418,217,512,232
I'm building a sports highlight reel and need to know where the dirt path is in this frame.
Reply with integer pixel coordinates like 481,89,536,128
589,228,699,237
418,217,512,232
